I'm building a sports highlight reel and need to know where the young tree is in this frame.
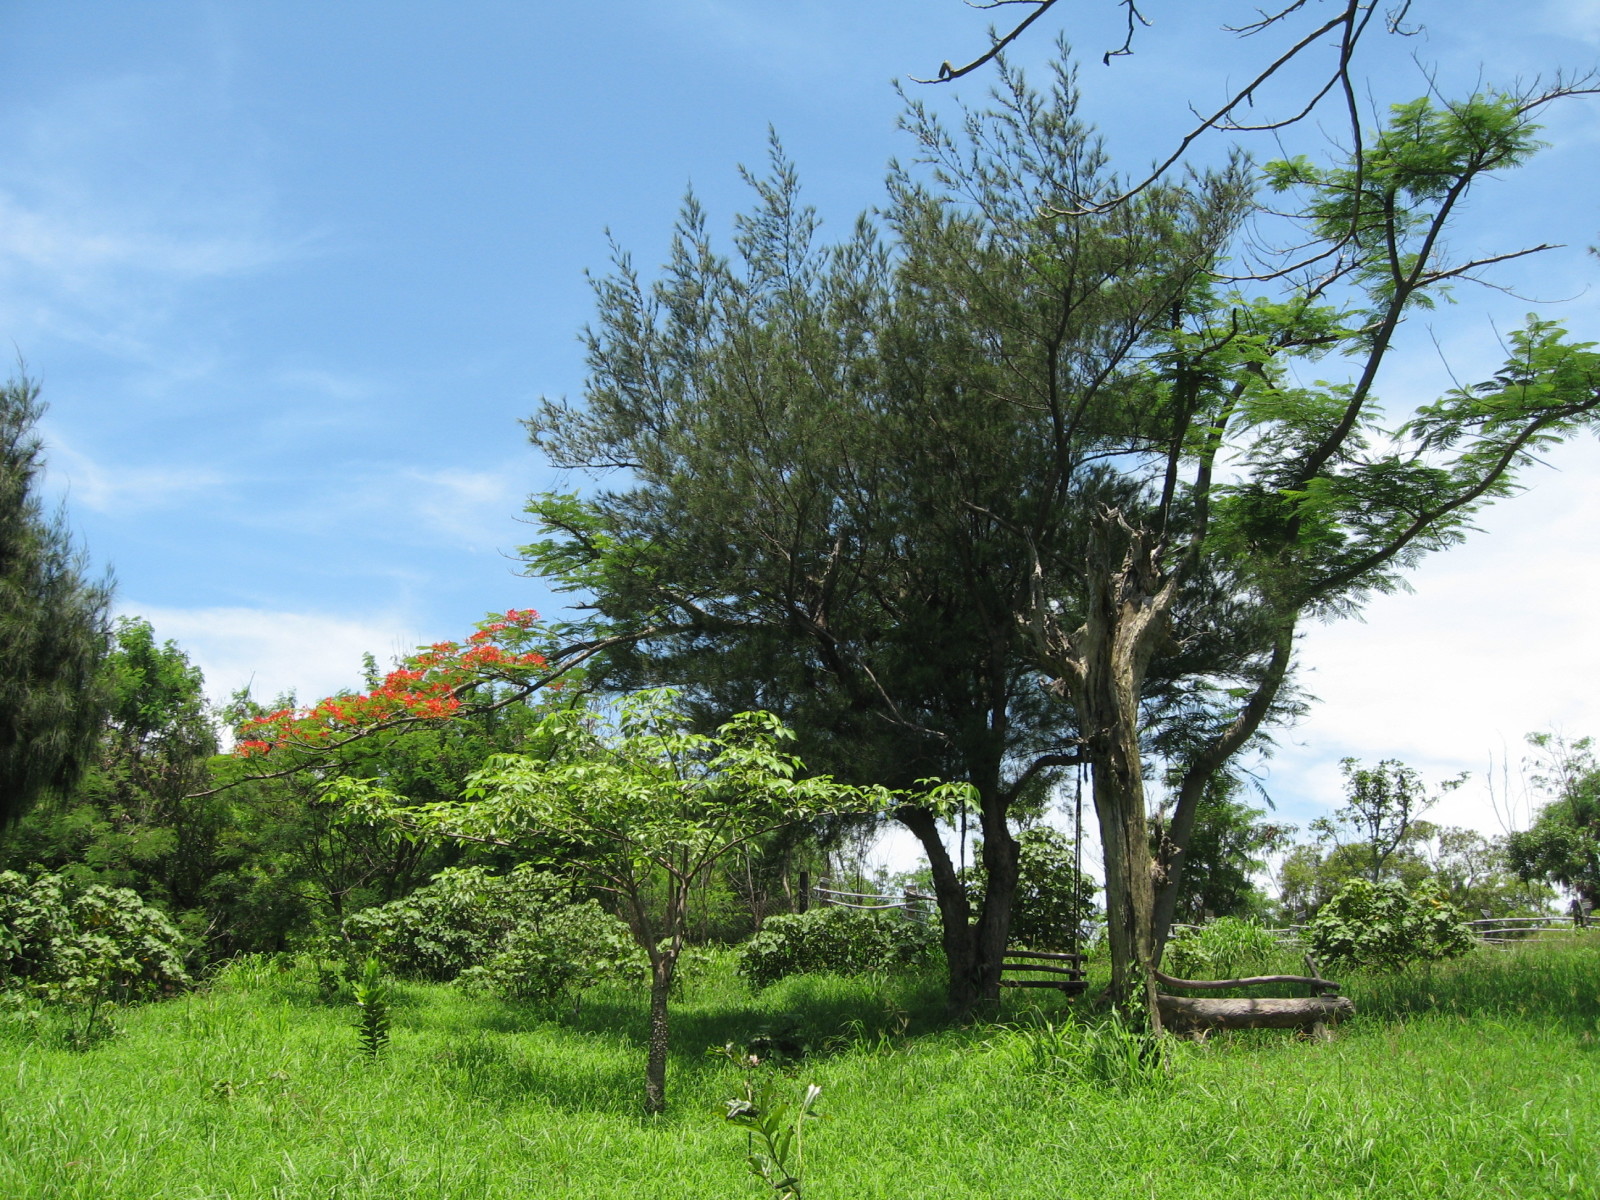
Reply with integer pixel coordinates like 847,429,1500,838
0,378,112,830
1312,758,1452,884
336,690,903,1115
1507,733,1600,912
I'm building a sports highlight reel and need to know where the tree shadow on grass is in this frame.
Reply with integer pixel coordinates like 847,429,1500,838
420,1029,643,1115
417,967,954,1114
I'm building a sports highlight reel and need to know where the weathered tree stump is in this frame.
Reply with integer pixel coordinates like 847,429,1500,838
1156,993,1355,1035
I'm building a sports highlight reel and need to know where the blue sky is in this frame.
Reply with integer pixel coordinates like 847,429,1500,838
3,1,1598,852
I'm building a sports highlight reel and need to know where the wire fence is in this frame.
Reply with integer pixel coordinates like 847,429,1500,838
809,883,935,923
858,908,1591,947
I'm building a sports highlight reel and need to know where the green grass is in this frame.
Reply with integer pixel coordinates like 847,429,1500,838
2,938,1598,1198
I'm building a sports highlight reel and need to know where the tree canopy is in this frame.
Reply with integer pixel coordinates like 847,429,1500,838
525,51,1600,1024
0,378,112,830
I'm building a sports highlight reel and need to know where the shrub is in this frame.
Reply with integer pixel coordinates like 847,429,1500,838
458,899,645,1002
1163,917,1287,980
342,864,572,980
343,864,644,1002
1305,878,1473,970
736,907,937,990
965,827,1100,952
0,870,190,1007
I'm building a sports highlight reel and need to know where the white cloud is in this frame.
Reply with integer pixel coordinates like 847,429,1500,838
401,465,528,546
129,604,429,712
0,67,314,365
1261,435,1600,835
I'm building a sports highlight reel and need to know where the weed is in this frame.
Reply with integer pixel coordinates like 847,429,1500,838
724,1076,823,1200
1003,1008,1169,1091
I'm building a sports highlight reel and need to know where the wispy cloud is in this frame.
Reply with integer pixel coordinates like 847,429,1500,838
43,433,229,515
129,603,428,710
0,67,314,364
401,465,529,546
1540,0,1600,45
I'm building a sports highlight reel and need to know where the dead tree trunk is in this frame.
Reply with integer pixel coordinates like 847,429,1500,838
1156,993,1355,1033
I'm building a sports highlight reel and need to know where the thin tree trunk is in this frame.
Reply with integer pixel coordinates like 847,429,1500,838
1151,625,1295,962
643,955,674,1115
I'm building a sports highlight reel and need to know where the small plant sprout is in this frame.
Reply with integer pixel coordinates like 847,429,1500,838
352,957,391,1058
724,1078,823,1200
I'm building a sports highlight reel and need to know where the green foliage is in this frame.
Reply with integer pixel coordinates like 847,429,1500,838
967,827,1099,951
0,869,189,1045
1318,758,1443,883
1160,775,1290,924
337,689,894,1113
351,957,391,1058
342,864,645,1004
0,377,113,829
736,907,937,990
1266,93,1547,309
522,52,1600,1025
1163,917,1287,980
342,864,567,981
1506,732,1600,907
459,899,645,1003
724,1077,823,1200
1305,879,1473,971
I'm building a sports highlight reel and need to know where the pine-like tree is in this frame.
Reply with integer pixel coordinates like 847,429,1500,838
0,377,113,829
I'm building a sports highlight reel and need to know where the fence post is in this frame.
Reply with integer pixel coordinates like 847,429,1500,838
797,870,810,914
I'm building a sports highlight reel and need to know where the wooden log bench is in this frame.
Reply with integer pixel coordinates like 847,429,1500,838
999,949,1087,996
1154,954,1354,1038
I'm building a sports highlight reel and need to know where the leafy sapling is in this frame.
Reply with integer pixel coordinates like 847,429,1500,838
725,1078,823,1200
352,957,391,1058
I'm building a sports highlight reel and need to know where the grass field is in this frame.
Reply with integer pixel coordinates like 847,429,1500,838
2,937,1596,1199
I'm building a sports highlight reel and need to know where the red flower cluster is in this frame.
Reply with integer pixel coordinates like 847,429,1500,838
235,609,551,758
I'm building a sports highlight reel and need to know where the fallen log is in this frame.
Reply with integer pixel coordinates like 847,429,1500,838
1153,969,1339,992
1157,993,1355,1034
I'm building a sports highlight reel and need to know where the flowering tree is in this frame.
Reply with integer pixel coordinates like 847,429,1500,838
214,609,640,786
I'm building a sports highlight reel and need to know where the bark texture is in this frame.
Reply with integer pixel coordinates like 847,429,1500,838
1156,993,1355,1033
643,960,673,1115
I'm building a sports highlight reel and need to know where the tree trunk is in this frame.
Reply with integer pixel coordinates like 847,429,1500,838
1089,729,1160,1025
1150,625,1296,963
1066,516,1177,1029
643,954,675,1116
897,804,980,1015
971,807,1019,1004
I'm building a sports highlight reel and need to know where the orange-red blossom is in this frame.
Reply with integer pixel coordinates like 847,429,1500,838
235,609,550,757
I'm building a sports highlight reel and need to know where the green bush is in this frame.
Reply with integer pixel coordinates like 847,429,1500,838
458,899,645,1002
342,864,571,980
736,907,937,990
343,864,643,1002
966,827,1100,952
0,870,190,1007
1305,878,1473,970
1163,917,1288,980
